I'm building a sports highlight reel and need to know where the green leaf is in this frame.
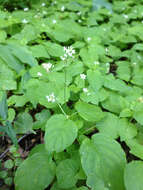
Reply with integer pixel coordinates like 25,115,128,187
80,134,126,190
124,161,143,190
44,114,78,153
8,108,16,122
133,103,143,125
56,159,79,189
0,91,8,120
96,112,119,139
0,30,6,43
87,70,104,91
101,91,129,114
0,61,17,90
7,44,38,67
33,109,51,130
29,45,50,58
133,43,143,51
0,45,24,73
107,45,121,59
126,138,143,159
14,112,33,134
131,69,143,87
116,61,131,82
75,101,104,122
104,74,130,94
5,121,18,146
4,159,14,169
29,144,48,157
14,153,56,190
118,119,137,142
43,42,64,57
92,0,112,12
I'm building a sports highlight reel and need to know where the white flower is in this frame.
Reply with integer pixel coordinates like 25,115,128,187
77,11,81,16
83,88,88,93
94,61,100,65
34,15,38,18
105,48,108,53
42,63,53,72
61,46,75,60
61,6,65,11
80,74,86,80
41,3,46,7
24,8,29,11
46,93,56,103
37,72,42,76
87,37,91,41
42,23,46,27
78,19,82,23
138,97,143,103
22,19,28,24
60,56,66,61
133,62,137,65
123,14,128,19
52,19,57,24
42,11,47,15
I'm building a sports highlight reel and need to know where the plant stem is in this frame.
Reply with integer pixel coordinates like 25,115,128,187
57,102,68,118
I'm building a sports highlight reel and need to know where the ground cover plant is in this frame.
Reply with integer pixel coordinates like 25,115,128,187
1,0,143,189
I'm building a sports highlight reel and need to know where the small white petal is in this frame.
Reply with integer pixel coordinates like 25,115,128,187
22,19,28,24
46,93,56,103
61,6,65,11
60,56,66,61
83,88,88,93
77,11,81,15
78,19,82,23
105,48,108,52
94,61,100,65
123,14,128,19
43,11,47,15
52,19,57,24
24,8,29,11
41,3,46,7
133,62,137,65
87,37,91,41
37,72,42,76
80,74,86,80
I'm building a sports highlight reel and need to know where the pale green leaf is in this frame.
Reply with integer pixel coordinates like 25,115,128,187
124,161,143,190
75,101,104,122
80,134,126,190
56,159,79,189
44,114,78,152
14,153,56,190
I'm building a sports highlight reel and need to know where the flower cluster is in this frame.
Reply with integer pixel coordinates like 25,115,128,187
60,46,75,61
42,63,54,72
24,8,29,11
80,74,86,80
46,93,56,103
61,6,65,11
22,19,28,24
37,72,42,76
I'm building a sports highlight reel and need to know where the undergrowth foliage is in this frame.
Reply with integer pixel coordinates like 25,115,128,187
0,0,143,189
